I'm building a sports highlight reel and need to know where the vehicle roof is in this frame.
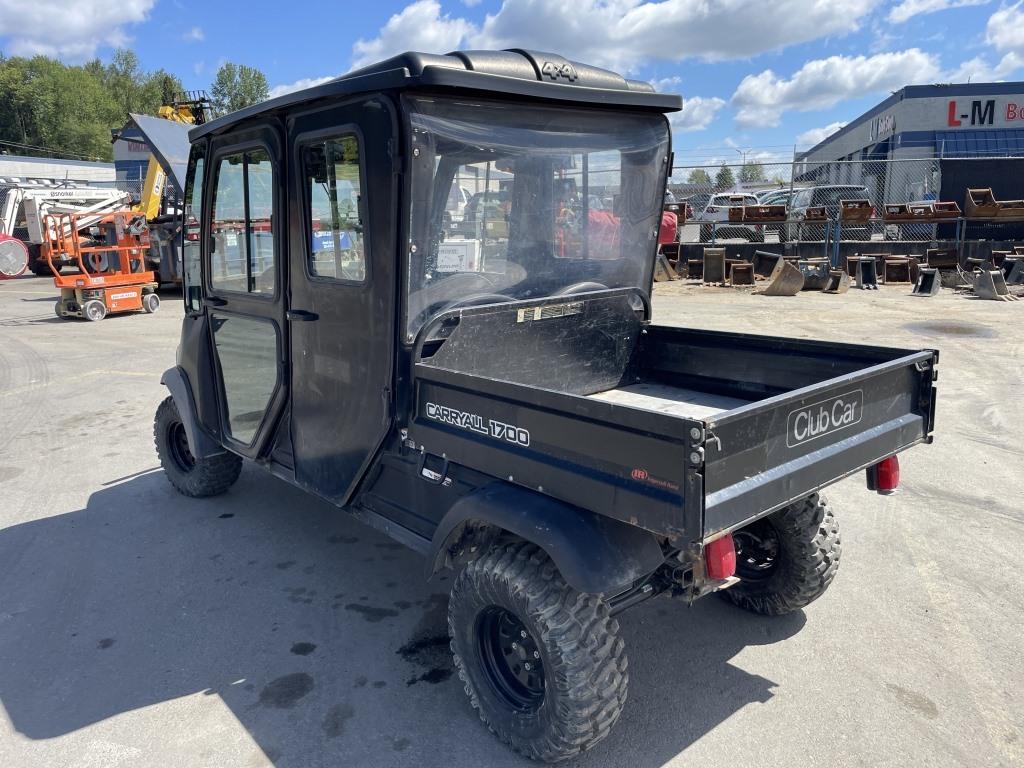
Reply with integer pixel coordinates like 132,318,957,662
191,49,682,141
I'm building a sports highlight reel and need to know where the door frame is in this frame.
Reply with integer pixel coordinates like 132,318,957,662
203,120,288,459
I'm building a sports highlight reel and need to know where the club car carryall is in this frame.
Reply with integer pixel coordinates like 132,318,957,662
154,50,938,762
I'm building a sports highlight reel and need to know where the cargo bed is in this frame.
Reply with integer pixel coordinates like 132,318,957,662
410,291,937,547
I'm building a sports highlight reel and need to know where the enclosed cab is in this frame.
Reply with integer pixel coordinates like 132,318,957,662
155,49,937,762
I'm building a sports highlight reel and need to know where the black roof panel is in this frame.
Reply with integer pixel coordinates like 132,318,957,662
191,49,681,141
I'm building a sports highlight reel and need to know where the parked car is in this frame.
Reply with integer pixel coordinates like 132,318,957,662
446,184,472,223
788,184,871,240
697,192,760,242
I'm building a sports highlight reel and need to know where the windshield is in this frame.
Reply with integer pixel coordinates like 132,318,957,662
405,96,670,341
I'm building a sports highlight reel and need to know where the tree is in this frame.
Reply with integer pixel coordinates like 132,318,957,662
211,63,270,116
715,164,735,190
686,168,711,185
739,162,766,183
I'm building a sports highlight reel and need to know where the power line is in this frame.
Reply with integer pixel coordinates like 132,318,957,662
0,139,106,162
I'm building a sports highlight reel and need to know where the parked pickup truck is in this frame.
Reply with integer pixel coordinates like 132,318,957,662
154,49,938,762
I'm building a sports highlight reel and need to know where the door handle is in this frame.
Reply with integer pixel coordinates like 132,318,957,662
286,309,319,322
206,296,227,306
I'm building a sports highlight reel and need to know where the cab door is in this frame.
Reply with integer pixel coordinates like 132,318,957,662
287,96,397,503
204,123,287,457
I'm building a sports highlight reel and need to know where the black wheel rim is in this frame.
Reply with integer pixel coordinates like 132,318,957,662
733,519,780,583
167,421,195,472
476,606,545,712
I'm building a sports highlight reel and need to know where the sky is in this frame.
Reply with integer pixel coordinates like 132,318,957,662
0,0,1020,170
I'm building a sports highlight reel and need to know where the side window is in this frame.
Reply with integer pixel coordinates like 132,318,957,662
182,145,205,313
210,148,276,295
302,135,366,282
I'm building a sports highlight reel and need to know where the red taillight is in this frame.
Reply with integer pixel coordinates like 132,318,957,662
705,533,736,580
867,455,900,494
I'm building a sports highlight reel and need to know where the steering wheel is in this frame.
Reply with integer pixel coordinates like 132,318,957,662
445,292,511,310
556,282,608,295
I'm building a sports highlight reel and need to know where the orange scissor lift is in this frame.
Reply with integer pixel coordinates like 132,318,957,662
44,211,160,321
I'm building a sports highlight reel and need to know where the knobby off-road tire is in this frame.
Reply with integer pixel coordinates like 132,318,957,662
154,396,242,498
723,493,841,616
448,542,628,763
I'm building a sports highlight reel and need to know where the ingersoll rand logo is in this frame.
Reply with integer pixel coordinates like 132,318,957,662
786,390,864,448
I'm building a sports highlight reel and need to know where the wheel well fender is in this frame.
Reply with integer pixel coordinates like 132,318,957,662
427,483,664,595
160,366,224,459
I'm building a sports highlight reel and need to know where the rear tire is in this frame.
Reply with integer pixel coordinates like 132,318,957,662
448,542,628,763
154,396,242,498
142,293,160,313
722,493,841,616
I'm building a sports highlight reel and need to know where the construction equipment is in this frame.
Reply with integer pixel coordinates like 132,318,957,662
702,247,726,284
44,211,159,320
0,181,132,274
798,259,830,290
1002,256,1024,285
911,267,941,296
653,252,677,281
729,262,754,286
823,269,851,294
971,268,1017,301
756,257,804,296
752,250,783,278
850,256,879,290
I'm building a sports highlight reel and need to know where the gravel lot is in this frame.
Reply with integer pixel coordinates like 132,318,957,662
0,275,1021,768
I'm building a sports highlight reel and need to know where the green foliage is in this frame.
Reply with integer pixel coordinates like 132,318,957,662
0,48,183,162
715,164,735,190
686,168,711,185
210,63,270,116
739,162,766,183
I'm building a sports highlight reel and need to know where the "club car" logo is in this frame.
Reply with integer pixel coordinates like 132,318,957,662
786,390,863,448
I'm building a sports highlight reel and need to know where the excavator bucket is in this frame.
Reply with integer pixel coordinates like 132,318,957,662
798,260,830,290
823,269,850,294
853,258,879,290
703,248,726,284
972,268,1018,301
911,267,940,296
1002,257,1024,285
653,252,677,282
756,258,804,296
752,250,782,278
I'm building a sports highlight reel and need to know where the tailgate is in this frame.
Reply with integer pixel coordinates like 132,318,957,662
701,348,937,536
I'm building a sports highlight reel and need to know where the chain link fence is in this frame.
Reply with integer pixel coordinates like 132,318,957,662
669,157,943,244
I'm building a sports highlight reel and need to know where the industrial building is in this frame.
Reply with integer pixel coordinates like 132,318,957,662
794,82,1024,208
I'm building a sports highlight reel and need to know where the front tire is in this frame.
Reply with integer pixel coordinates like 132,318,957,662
154,396,242,498
449,542,628,762
723,493,841,616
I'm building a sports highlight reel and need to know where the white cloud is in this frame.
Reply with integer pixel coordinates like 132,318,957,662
888,0,988,24
268,75,338,99
650,76,682,92
0,0,154,60
183,26,204,42
942,3,1024,82
732,49,942,127
351,0,879,74
462,0,482,5
670,96,727,132
352,0,475,69
797,121,847,147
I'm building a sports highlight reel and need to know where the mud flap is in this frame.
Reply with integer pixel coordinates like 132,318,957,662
911,267,941,296
973,268,1018,301
756,257,804,296
798,260,830,291
823,269,850,294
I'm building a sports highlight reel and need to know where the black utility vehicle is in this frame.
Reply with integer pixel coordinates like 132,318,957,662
154,50,938,762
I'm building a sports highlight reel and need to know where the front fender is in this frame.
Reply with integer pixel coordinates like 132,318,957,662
160,366,224,459
427,483,664,595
